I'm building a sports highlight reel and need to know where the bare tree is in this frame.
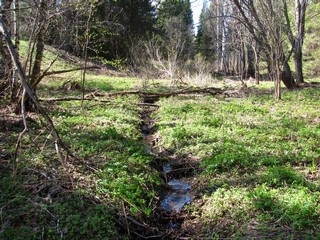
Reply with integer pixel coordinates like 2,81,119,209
230,0,295,91
143,17,189,79
0,18,73,173
283,0,309,83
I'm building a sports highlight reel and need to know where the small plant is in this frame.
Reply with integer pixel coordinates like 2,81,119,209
249,185,320,230
260,166,308,187
201,141,253,173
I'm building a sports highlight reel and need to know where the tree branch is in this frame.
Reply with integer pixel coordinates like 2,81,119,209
36,66,100,84
0,18,75,167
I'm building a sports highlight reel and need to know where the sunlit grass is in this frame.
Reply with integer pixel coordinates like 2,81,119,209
19,40,77,71
0,69,161,239
155,86,320,238
51,95,162,216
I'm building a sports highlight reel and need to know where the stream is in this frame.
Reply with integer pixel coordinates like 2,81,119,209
140,95,194,232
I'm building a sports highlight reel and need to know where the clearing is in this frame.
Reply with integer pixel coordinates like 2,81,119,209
0,47,320,239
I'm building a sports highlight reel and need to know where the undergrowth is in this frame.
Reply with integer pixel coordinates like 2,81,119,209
0,73,162,239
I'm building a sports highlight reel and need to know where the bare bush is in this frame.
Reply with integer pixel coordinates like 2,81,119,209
182,54,215,86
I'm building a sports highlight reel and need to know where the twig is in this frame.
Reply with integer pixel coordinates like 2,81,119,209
122,201,130,237
32,55,59,88
117,219,163,240
131,231,164,239
126,216,150,229
13,87,28,177
43,66,100,76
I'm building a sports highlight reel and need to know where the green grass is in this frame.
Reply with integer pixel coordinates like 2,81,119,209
50,94,162,214
19,40,77,71
154,86,320,238
0,73,161,239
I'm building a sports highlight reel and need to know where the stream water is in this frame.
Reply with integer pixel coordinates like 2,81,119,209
140,96,192,215
160,179,192,212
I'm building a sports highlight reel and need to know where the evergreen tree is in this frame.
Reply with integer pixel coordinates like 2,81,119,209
196,4,214,61
157,0,194,59
85,0,156,60
157,0,192,28
47,0,156,61
119,0,155,39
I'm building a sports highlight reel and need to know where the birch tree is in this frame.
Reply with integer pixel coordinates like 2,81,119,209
29,0,47,89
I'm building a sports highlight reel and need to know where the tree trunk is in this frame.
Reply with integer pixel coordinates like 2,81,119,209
0,18,73,167
10,0,20,101
30,0,47,89
221,2,228,74
17,0,48,111
294,48,304,84
216,0,221,72
247,43,255,78
281,60,295,89
0,0,14,94
240,40,246,80
294,0,307,83
283,0,307,84
252,41,260,84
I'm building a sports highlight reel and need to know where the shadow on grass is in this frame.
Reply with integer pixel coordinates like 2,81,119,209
0,109,161,239
0,172,121,240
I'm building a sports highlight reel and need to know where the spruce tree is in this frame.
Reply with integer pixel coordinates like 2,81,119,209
196,5,214,61
157,0,194,59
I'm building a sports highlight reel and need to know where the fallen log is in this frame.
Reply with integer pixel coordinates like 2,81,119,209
40,97,111,103
41,87,223,102
104,87,222,98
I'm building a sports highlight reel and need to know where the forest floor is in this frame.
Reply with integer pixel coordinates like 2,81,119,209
1,45,320,239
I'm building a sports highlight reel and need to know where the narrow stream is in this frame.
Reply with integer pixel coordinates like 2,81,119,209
140,95,193,231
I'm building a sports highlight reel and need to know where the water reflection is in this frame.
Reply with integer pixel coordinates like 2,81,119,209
161,179,192,212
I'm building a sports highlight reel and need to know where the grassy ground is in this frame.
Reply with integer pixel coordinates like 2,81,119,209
0,65,162,239
1,43,319,239
154,82,320,239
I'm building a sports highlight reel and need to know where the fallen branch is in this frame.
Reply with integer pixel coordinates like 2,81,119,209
103,87,223,98
137,103,159,107
44,66,100,77
40,87,223,103
40,97,111,103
